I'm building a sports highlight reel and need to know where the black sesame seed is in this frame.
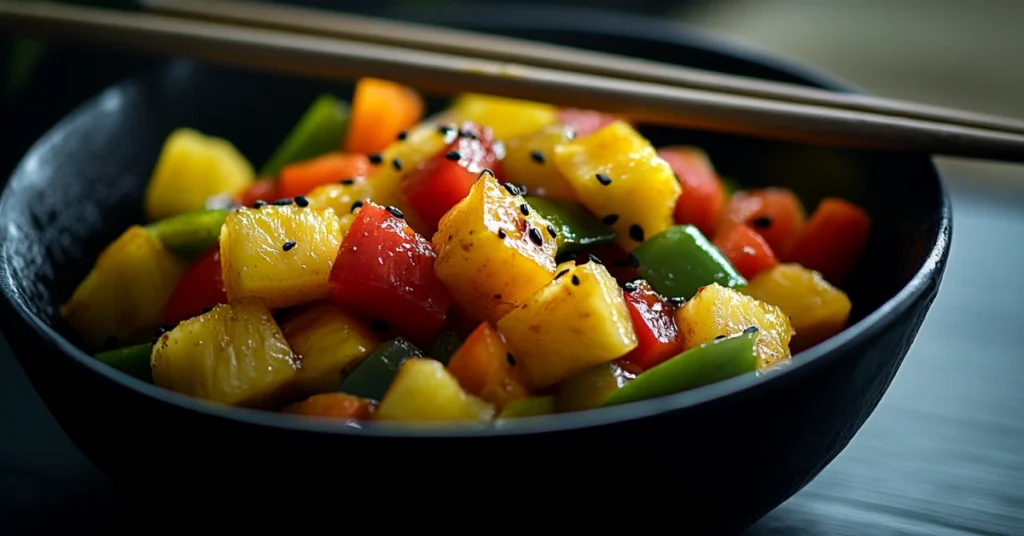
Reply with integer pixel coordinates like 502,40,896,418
386,206,404,219
445,151,461,161
601,214,619,225
397,130,408,141
529,150,545,164
628,224,645,242
506,353,517,366
497,229,507,239
623,282,638,292
272,198,293,206
282,240,297,251
743,326,760,335
546,224,558,238
368,153,383,165
518,184,529,195
628,252,640,268
351,200,364,213
460,129,478,140
528,227,544,246
480,168,495,180
253,200,267,208
502,182,521,196
294,195,309,207
571,275,580,286
391,158,402,171
554,269,570,280
519,203,530,216
340,178,355,185
588,253,603,265
752,216,773,229
596,173,612,186
714,334,727,340
372,319,389,333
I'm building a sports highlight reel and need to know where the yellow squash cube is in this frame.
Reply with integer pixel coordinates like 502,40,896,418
447,93,557,140
553,121,681,251
433,173,557,323
502,123,578,200
220,205,342,310
144,128,254,221
280,302,381,396
376,358,495,421
745,263,852,352
151,300,298,407
61,226,187,351
497,261,637,390
675,283,794,369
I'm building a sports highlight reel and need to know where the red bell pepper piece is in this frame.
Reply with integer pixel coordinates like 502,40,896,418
574,244,641,285
329,202,453,346
713,224,779,280
447,322,529,408
277,153,370,199
717,188,806,254
556,108,622,137
400,121,503,233
160,245,228,326
618,279,686,371
658,146,727,238
783,198,871,285
237,178,278,208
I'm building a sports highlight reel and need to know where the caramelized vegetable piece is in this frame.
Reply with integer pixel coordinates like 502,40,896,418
745,264,852,352
151,300,298,407
281,302,380,396
634,224,745,300
160,245,228,327
525,196,617,255
447,323,529,408
658,146,727,238
278,153,370,199
144,128,254,221
62,226,187,350
676,283,794,369
553,121,680,251
447,93,557,139
376,358,495,421
284,393,377,420
713,224,779,280
145,208,230,261
497,261,637,390
498,396,555,419
555,361,633,412
717,188,806,254
782,198,871,285
344,78,424,155
220,205,343,310
260,93,350,178
304,179,373,237
619,279,687,371
433,172,557,324
503,123,578,200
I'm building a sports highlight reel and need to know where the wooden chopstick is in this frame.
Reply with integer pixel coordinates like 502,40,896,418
3,1,1024,164
144,0,1024,139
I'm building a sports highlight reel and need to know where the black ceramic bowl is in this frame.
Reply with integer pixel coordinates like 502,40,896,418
0,6,949,532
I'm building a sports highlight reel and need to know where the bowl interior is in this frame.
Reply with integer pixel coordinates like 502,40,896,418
0,10,947,433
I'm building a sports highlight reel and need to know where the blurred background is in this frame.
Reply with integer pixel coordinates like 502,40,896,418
3,0,1023,534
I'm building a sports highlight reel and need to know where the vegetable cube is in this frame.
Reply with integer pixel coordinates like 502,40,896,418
220,205,343,310
503,124,578,200
61,226,187,350
160,245,228,327
553,121,680,251
280,302,381,396
447,322,529,408
717,188,806,253
344,78,424,155
497,261,637,390
619,279,687,371
658,146,727,238
151,300,298,407
305,179,373,236
744,263,852,352
376,358,495,421
447,93,557,140
433,172,558,323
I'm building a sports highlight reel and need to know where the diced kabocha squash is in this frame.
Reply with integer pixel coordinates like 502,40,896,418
447,93,557,140
675,283,794,369
497,261,637,390
220,205,343,310
61,226,187,351
433,172,558,324
277,153,371,199
344,78,424,155
553,121,680,251
284,393,377,420
144,128,255,222
745,264,852,352
280,302,381,396
447,323,529,408
376,358,495,421
151,300,298,407
502,123,578,200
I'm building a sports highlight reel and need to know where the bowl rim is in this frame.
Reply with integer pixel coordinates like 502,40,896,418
0,7,952,438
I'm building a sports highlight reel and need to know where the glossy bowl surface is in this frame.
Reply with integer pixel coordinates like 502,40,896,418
0,5,949,531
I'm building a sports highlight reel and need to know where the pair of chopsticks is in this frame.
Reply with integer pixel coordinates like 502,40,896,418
2,0,1024,164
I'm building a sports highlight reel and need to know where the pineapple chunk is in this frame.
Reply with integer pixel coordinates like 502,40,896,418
675,283,794,369
151,300,298,407
553,121,681,251
745,263,852,352
305,181,374,236
61,226,187,351
364,120,450,219
220,205,342,310
433,173,557,323
376,358,495,421
144,128,254,222
503,123,578,201
281,302,381,396
447,93,557,140
497,261,637,390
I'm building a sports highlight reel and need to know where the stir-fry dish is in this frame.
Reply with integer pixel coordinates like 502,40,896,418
62,78,871,423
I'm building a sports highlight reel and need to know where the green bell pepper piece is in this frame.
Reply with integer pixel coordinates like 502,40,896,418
602,329,759,407
554,361,633,412
633,224,746,300
498,396,555,419
339,337,423,401
429,329,463,366
525,196,617,255
93,343,153,382
145,208,230,261
260,94,350,178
